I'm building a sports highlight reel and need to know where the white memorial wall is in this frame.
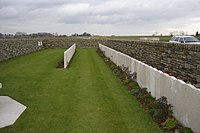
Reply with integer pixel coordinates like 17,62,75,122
64,44,76,68
99,43,200,133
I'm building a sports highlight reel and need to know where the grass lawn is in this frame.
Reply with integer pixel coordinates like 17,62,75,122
0,49,163,133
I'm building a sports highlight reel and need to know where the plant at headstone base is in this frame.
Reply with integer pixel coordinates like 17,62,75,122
130,87,140,95
119,71,127,81
183,127,194,133
141,93,155,109
132,88,155,109
149,109,165,124
131,87,143,97
114,68,122,77
122,74,131,85
162,118,177,131
110,64,116,70
111,65,122,78
120,64,126,71
156,97,173,119
127,81,138,91
132,89,167,123
137,88,148,97
120,68,133,85
130,72,137,81
148,96,173,124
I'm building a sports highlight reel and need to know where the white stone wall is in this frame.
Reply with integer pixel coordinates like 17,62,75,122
38,41,43,46
64,44,76,68
140,37,160,41
99,43,200,133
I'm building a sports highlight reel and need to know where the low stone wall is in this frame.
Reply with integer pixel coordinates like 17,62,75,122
42,37,99,48
0,39,43,62
0,37,100,63
101,40,200,86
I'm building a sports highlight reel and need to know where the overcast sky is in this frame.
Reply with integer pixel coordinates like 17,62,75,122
0,0,200,35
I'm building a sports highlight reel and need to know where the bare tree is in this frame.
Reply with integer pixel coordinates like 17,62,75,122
196,31,199,36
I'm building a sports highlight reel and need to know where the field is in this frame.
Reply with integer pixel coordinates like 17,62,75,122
0,49,163,133
95,35,200,42
95,36,170,42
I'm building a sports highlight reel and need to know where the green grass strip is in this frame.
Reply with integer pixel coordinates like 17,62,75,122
0,49,163,133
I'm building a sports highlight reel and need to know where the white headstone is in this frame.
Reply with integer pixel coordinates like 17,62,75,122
0,83,2,88
38,41,43,46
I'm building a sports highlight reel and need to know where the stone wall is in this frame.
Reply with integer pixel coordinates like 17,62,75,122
0,37,100,63
42,37,99,48
101,40,200,86
0,39,43,62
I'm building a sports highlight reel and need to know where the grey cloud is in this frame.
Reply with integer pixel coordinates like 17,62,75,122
58,0,200,25
0,0,200,35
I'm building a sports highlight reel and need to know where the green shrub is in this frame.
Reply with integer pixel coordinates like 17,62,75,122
127,81,138,91
162,118,177,130
183,127,194,133
130,88,140,96
148,97,173,124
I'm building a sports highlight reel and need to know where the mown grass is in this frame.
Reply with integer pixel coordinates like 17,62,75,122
0,49,163,133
